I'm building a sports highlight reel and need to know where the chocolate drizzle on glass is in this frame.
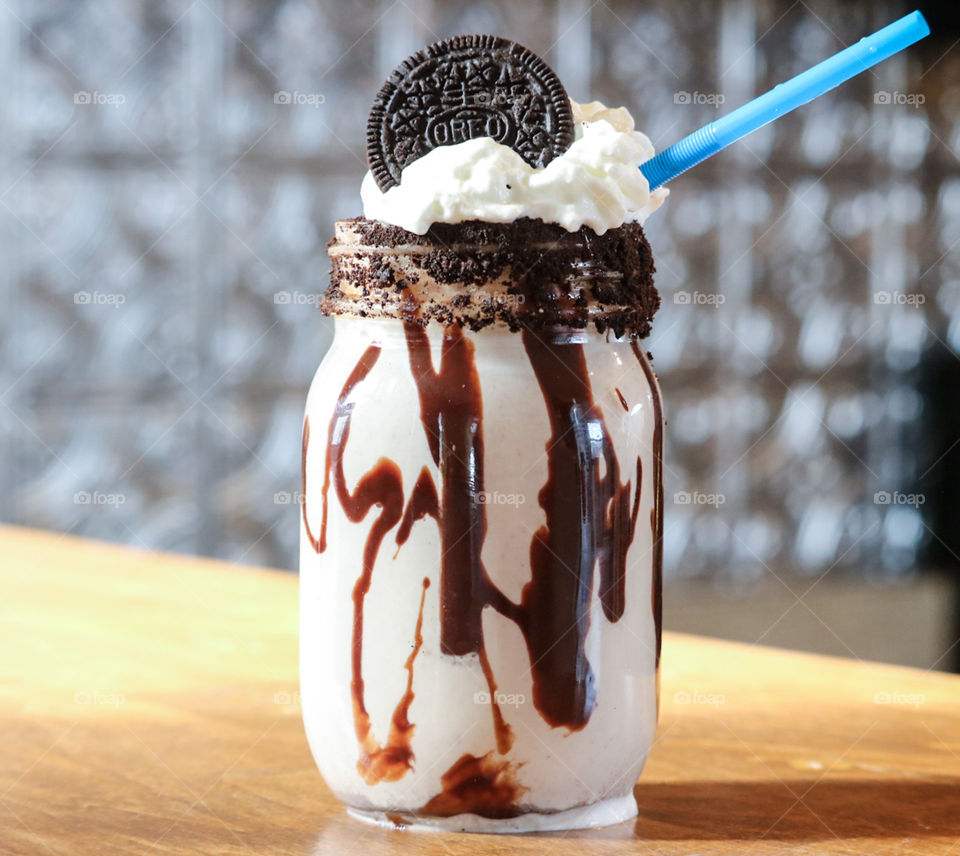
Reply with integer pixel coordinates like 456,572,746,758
518,328,643,728
419,751,526,819
402,319,517,756
633,341,664,667
302,218,664,815
305,344,432,784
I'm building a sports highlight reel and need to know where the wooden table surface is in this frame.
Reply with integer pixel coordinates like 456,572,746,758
2,525,959,855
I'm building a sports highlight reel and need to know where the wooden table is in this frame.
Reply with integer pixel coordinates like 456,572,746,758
1,525,959,855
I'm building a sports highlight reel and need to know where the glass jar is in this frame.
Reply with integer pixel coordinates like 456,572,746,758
300,219,664,833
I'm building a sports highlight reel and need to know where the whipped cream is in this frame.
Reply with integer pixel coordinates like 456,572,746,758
361,100,668,235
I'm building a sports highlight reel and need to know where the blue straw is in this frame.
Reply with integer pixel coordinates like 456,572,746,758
640,10,930,190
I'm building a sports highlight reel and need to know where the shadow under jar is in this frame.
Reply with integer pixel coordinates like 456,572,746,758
300,216,664,832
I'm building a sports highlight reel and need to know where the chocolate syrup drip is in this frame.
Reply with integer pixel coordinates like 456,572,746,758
301,416,322,553
632,342,664,667
420,752,526,819
519,328,642,729
353,575,431,784
308,323,659,812
400,321,646,737
477,645,513,756
601,457,644,625
403,320,517,754
396,466,439,547
615,387,629,412
310,344,432,783
403,321,492,657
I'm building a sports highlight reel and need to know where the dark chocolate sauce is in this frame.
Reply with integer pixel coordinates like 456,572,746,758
402,321,490,656
615,387,629,412
301,416,322,553
403,320,516,755
310,344,432,783
632,341,664,666
518,328,642,728
307,324,661,814
419,752,526,819
401,321,645,735
396,466,439,548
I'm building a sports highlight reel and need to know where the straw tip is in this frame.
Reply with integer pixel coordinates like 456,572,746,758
908,10,930,38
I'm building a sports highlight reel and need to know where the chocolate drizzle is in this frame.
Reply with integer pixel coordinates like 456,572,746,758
395,466,439,548
403,319,517,755
398,319,647,736
420,752,526,819
633,341,664,666
518,328,643,728
301,417,322,553
304,345,435,784
403,321,491,655
302,318,662,814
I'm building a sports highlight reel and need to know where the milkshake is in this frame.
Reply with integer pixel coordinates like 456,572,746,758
300,35,667,832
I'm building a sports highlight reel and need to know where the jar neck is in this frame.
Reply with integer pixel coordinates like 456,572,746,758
331,316,638,349
322,217,659,340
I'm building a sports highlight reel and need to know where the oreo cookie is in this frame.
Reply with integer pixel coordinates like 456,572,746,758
367,35,574,192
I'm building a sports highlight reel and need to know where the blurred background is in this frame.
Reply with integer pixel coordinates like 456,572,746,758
3,0,958,669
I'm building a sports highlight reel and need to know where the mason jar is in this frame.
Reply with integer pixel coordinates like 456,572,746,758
300,217,664,833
